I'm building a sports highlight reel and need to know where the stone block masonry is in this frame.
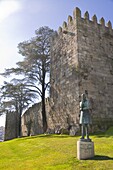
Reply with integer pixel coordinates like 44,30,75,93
49,7,113,133
21,98,52,136
4,111,19,140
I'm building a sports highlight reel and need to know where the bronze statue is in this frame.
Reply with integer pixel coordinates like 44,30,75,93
79,91,92,141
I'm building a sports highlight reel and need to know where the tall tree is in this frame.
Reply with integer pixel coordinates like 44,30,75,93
0,80,37,136
1,26,55,133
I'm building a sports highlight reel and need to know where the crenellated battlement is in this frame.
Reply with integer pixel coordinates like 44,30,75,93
57,7,112,35
50,6,113,134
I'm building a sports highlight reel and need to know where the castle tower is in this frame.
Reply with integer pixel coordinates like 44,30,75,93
50,7,113,133
4,111,19,140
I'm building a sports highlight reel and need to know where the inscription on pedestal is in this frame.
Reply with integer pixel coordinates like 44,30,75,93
77,140,94,160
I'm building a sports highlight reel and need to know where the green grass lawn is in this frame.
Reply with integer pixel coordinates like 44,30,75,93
0,130,113,170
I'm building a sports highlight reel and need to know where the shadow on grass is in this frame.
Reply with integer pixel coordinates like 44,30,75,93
20,134,74,141
92,134,113,138
93,135,106,138
90,155,113,160
35,134,74,138
90,131,113,138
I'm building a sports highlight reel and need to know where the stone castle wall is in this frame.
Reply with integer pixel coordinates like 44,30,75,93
21,98,52,136
49,7,113,132
75,8,113,129
4,111,19,140
49,11,80,134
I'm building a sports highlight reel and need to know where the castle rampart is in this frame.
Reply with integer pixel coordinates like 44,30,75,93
21,98,52,136
4,111,19,140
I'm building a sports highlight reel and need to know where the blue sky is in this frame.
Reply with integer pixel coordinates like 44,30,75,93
0,0,113,126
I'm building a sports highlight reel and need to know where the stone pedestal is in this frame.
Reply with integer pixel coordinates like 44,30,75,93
77,140,94,160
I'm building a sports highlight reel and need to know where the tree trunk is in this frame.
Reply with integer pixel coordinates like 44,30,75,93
42,92,47,133
27,120,32,136
18,108,22,137
42,62,47,133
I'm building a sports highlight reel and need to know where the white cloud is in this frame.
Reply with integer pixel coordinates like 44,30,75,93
0,0,21,23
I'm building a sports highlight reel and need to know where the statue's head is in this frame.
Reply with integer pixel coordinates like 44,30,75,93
81,93,86,101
